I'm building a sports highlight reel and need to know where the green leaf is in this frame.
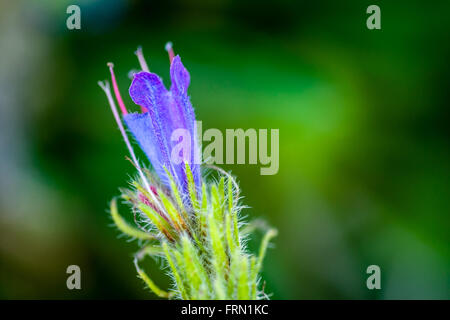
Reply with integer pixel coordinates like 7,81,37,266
110,199,155,240
185,162,199,211
164,166,191,224
181,236,211,298
227,177,233,214
163,242,189,299
159,191,184,232
237,255,250,300
138,204,176,241
207,210,227,297
211,184,223,225
134,258,173,298
218,177,225,209
201,182,208,211
249,256,258,299
256,228,278,273
225,212,236,256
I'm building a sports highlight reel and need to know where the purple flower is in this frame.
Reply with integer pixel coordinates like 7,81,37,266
124,55,201,199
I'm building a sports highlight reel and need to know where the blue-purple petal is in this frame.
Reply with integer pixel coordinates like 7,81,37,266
123,112,170,185
126,61,201,203
170,56,201,188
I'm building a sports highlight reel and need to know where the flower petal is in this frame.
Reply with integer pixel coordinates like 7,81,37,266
127,73,175,186
129,72,168,111
170,55,190,95
170,56,201,189
126,63,201,202
123,112,169,185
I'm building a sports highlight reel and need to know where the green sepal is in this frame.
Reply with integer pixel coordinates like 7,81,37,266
110,198,155,240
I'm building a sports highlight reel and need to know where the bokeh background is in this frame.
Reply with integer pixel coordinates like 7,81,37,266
0,0,449,299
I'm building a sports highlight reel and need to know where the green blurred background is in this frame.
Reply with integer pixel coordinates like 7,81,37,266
0,0,449,299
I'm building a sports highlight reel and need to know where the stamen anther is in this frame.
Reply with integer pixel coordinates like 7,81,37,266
165,41,174,64
134,46,150,72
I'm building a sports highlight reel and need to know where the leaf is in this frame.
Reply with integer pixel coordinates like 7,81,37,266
185,162,199,210
110,198,155,240
134,258,173,298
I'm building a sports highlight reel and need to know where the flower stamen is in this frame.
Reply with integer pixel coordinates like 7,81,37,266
165,41,175,64
135,46,150,72
98,80,165,214
107,62,128,115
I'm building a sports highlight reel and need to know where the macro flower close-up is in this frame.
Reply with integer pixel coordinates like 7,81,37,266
0,0,448,312
98,44,276,300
